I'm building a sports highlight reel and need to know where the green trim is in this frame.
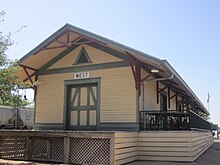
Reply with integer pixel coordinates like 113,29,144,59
64,77,101,85
33,75,38,124
63,78,101,130
87,86,90,126
34,123,64,130
136,90,140,124
63,83,68,129
77,87,81,126
98,123,139,131
34,122,139,131
74,46,92,65
38,44,81,72
38,61,129,75
67,125,97,130
38,42,129,73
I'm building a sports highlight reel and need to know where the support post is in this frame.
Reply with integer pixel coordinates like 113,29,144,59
127,54,141,97
136,62,141,97
157,81,159,104
176,92,178,110
168,86,170,108
109,136,115,165
64,136,70,164
24,136,30,160
136,90,140,124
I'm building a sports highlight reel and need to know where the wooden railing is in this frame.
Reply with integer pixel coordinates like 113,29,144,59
0,131,114,164
140,110,211,131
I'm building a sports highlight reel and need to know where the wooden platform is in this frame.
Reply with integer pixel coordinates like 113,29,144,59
0,130,213,165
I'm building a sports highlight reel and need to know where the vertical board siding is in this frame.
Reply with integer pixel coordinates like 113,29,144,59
49,44,122,69
114,132,138,165
36,67,136,123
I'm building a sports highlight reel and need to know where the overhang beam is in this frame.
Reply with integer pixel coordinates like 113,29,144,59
19,64,37,90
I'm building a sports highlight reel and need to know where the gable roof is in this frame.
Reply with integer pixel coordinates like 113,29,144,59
19,23,209,115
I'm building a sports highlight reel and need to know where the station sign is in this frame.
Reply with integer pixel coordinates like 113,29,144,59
74,72,90,79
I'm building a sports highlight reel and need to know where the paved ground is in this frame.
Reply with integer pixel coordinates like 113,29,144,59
0,139,219,165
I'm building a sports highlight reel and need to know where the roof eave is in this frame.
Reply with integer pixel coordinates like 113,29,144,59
66,24,163,65
19,24,70,63
161,60,209,115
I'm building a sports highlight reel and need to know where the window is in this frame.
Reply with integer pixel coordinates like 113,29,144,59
74,47,91,65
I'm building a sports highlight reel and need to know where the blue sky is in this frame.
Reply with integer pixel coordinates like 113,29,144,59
1,0,220,125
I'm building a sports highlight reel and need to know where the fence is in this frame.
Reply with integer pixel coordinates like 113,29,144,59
0,131,114,165
140,110,211,131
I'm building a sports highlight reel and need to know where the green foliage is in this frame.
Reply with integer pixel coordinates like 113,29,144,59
0,60,28,107
0,11,30,107
0,11,13,67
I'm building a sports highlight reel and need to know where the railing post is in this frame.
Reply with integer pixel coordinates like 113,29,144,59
189,111,192,130
110,135,115,165
64,136,70,164
24,136,30,160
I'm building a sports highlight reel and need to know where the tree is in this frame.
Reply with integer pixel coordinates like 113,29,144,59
0,11,12,66
0,11,29,107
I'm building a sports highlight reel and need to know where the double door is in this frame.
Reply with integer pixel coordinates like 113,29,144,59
67,83,98,129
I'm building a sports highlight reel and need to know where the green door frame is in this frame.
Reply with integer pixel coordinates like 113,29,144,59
63,77,101,130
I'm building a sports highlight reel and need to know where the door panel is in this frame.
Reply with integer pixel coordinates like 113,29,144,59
89,110,96,125
80,87,87,106
80,111,87,125
70,111,77,126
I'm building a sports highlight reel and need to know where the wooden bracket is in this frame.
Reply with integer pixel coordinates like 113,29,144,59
126,52,155,97
127,54,141,97
33,29,107,55
19,64,37,90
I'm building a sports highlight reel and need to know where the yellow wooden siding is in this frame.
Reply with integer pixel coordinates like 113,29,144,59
142,79,176,111
139,69,176,111
96,67,136,122
49,44,122,69
144,81,159,110
35,67,136,123
141,69,177,111
21,48,64,69
35,74,68,123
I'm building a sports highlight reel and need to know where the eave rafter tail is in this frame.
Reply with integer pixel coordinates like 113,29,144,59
19,64,37,90
33,28,107,55
126,51,157,97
